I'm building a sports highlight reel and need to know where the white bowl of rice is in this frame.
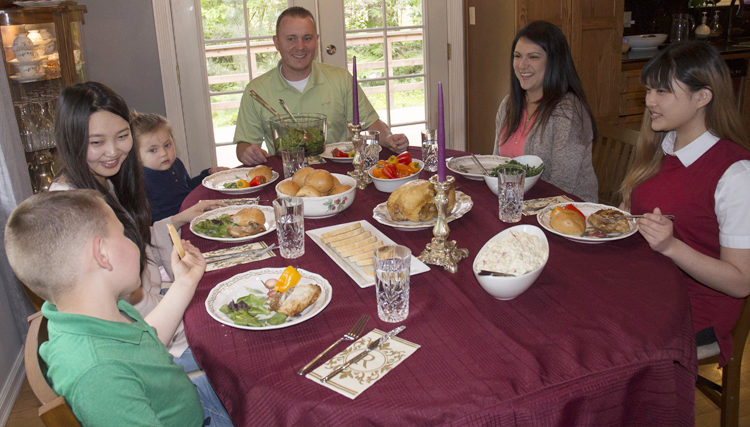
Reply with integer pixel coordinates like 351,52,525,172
472,224,549,300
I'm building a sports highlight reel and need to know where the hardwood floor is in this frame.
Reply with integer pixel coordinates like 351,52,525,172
6,336,749,427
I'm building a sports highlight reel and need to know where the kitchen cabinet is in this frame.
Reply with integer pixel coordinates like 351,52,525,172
0,2,87,193
465,0,624,155
620,47,750,134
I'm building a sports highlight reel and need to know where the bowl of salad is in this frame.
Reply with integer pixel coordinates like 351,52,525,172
367,152,423,193
484,155,544,195
270,113,327,157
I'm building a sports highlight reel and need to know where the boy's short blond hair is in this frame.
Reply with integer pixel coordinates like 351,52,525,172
129,111,173,150
5,190,110,302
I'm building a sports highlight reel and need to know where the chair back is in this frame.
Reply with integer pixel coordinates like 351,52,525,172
591,121,639,206
696,296,750,427
24,312,82,427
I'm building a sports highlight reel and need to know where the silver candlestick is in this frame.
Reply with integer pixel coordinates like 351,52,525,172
347,122,371,189
418,175,469,273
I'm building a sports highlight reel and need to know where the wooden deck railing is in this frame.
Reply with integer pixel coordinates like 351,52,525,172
207,30,425,111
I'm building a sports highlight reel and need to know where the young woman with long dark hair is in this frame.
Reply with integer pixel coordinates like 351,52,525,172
620,42,750,366
51,82,224,361
494,21,598,202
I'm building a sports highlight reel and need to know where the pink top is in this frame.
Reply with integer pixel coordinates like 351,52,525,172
497,108,535,158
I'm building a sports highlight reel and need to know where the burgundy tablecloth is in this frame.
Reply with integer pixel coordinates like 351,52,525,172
180,148,697,427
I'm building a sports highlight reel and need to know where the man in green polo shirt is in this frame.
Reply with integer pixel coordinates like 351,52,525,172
234,6,409,166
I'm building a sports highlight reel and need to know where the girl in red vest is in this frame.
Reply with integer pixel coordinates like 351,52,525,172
620,42,750,366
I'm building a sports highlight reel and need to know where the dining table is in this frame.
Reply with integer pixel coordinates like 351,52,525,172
179,147,697,427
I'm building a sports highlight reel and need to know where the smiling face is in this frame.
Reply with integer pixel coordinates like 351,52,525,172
101,201,142,295
86,111,132,186
645,78,710,147
138,126,176,171
273,15,318,81
513,38,547,102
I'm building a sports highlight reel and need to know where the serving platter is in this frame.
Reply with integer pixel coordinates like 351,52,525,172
447,155,510,181
307,220,430,288
14,1,65,7
371,191,473,231
190,205,275,243
205,268,332,330
320,142,355,163
536,202,639,244
202,168,279,195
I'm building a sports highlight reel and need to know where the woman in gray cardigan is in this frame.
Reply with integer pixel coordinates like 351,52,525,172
494,21,598,202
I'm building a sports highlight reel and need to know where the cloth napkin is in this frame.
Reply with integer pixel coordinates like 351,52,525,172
308,155,326,165
522,195,574,216
203,241,275,272
306,329,420,399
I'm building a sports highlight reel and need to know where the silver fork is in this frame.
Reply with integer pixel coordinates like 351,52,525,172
204,243,276,264
591,212,675,224
297,314,370,376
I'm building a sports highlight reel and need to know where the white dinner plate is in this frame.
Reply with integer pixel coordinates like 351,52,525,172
9,74,44,83
202,168,279,195
307,220,430,288
190,205,275,243
371,191,473,231
205,268,332,330
320,142,355,163
447,155,511,181
536,202,639,244
14,1,64,7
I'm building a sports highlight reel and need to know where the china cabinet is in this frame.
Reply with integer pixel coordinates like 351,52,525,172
0,1,87,192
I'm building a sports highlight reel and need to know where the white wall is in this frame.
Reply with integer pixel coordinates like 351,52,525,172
81,0,167,115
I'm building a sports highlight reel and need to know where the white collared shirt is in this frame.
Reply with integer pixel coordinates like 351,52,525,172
662,131,750,249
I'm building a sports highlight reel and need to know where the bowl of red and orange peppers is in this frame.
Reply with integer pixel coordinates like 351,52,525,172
368,152,423,193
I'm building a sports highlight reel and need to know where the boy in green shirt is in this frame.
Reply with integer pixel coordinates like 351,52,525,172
5,190,229,426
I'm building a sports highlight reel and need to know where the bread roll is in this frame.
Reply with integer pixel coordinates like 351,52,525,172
277,180,300,196
232,207,265,226
386,179,456,223
332,176,340,187
329,184,351,195
292,167,314,188
550,209,586,235
247,165,273,182
296,185,322,198
304,170,335,194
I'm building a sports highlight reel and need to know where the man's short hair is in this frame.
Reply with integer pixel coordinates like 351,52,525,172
276,6,316,36
5,190,110,302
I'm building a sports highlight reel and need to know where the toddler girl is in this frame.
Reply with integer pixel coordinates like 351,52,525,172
131,112,229,223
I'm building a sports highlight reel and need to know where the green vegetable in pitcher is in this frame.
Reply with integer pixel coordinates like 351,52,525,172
274,127,325,155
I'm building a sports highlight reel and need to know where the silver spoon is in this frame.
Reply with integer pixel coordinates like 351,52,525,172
279,99,312,142
470,153,490,176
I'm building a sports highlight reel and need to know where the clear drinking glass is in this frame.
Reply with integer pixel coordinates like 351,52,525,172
421,129,438,172
373,245,411,323
497,165,525,223
359,130,381,170
273,197,305,259
280,146,306,179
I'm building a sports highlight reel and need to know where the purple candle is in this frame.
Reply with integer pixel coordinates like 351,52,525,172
352,56,359,125
437,82,446,182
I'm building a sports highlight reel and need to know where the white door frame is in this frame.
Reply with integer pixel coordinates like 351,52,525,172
155,0,465,175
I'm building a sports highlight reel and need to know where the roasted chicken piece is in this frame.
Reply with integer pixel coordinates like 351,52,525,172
588,208,630,234
269,284,321,316
226,222,266,238
386,179,456,222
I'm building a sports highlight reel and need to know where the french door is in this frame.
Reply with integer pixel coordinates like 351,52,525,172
163,0,457,170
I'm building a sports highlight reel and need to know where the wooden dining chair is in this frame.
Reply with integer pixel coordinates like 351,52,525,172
591,121,640,206
695,297,750,427
24,312,82,427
